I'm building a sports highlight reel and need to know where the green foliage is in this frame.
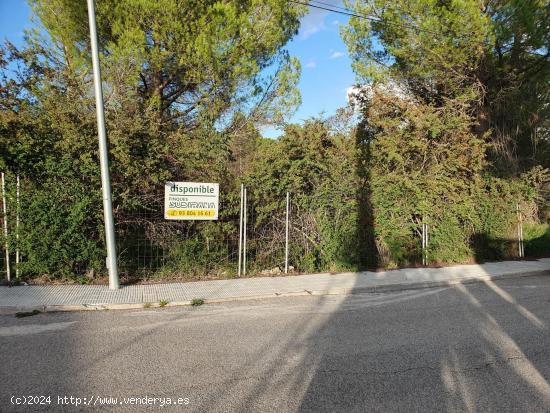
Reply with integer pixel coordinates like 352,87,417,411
17,161,104,278
343,0,549,267
524,223,550,257
344,0,550,171
158,230,235,280
29,0,305,125
343,0,491,99
429,213,472,264
0,0,305,279
484,0,550,172
354,88,545,267
246,115,360,273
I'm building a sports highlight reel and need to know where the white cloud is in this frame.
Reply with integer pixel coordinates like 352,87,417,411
330,51,346,59
299,9,327,39
297,0,345,39
305,60,317,69
332,20,340,25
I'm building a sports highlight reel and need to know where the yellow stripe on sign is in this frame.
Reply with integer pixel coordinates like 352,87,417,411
166,209,216,217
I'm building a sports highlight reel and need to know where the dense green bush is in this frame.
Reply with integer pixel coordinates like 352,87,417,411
2,113,547,281
246,118,360,274
524,223,550,257
17,161,104,277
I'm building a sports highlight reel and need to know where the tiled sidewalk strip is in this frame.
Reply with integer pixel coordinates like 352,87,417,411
1,259,549,313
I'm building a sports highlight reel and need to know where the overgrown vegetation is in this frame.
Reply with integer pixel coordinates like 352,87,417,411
0,0,548,282
343,0,550,267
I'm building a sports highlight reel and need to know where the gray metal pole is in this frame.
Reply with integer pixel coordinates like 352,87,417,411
238,184,244,276
87,0,119,289
425,223,429,265
521,225,524,257
15,175,19,279
422,223,426,265
517,203,524,258
517,203,520,257
1,172,10,281
243,187,247,276
520,223,524,257
285,192,289,274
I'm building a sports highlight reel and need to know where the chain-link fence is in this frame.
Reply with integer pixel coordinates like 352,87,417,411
115,196,241,281
114,187,290,281
0,176,546,282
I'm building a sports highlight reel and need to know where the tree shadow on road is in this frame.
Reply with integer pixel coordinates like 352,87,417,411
295,276,550,412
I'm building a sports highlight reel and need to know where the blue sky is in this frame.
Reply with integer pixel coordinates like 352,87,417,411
0,1,356,137
264,2,356,137
0,1,32,48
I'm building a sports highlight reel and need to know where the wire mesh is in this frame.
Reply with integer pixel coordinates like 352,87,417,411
0,177,538,281
116,195,241,280
244,190,287,275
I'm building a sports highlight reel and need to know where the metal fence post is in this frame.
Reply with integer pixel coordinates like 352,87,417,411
238,183,244,276
16,175,19,279
520,221,524,258
421,221,429,266
426,223,429,265
517,203,524,258
285,192,290,274
1,172,10,281
422,223,426,265
243,186,247,276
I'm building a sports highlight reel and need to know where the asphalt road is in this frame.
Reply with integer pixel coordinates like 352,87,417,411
1,275,550,412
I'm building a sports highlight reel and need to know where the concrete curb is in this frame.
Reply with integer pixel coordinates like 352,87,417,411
1,268,548,315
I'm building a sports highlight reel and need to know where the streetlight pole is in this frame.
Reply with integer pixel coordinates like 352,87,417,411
87,0,119,289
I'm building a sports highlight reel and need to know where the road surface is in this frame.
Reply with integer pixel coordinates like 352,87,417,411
1,275,550,412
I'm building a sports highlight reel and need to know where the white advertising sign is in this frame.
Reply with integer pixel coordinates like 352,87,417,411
164,182,219,220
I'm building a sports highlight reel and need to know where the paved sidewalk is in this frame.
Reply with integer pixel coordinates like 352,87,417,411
1,259,549,313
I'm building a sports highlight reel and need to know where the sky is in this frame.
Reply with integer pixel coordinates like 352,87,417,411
0,0,32,48
0,0,357,138
263,1,356,137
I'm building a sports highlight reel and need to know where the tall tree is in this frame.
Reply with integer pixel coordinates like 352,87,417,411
343,0,550,173
481,0,550,172
343,0,549,265
29,0,303,125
